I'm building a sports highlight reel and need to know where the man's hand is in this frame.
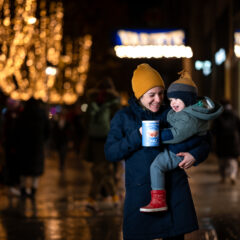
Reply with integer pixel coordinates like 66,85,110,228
177,152,196,169
139,127,142,135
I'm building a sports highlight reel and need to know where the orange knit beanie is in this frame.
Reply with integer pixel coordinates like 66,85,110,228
131,63,165,99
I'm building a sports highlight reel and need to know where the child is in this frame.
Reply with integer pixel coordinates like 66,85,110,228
140,70,223,212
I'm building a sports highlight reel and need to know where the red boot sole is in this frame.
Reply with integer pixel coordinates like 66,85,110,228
140,206,168,212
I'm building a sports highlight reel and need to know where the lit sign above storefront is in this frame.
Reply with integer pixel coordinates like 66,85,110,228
116,29,185,46
234,31,240,58
114,29,193,59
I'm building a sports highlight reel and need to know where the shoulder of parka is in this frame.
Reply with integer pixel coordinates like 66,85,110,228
111,105,135,124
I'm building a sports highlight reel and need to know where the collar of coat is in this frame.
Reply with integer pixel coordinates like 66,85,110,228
128,96,168,120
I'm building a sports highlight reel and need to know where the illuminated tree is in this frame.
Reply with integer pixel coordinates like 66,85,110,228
0,0,92,104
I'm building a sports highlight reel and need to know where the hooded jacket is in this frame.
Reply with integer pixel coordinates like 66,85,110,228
105,96,210,239
160,96,223,155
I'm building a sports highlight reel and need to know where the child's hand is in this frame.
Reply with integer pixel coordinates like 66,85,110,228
177,152,196,169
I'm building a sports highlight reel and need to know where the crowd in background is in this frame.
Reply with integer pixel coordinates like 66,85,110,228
0,77,125,208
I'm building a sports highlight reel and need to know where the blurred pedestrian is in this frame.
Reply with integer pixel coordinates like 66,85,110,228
211,99,240,185
85,76,121,209
52,110,70,171
16,97,50,198
2,98,22,196
72,103,84,160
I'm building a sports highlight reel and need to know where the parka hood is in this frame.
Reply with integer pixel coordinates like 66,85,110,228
183,96,223,120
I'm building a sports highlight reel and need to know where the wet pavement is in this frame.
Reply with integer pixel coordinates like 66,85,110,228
188,154,240,240
0,150,240,240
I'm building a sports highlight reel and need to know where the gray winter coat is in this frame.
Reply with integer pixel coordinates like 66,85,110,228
162,96,223,145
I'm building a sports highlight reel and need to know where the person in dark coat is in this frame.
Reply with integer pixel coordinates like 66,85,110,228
16,97,50,198
2,98,22,196
104,63,211,240
211,99,240,185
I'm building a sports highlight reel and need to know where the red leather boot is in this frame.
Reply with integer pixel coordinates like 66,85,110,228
140,190,167,212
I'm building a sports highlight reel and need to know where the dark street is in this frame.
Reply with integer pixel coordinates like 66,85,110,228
0,150,240,240
0,0,239,239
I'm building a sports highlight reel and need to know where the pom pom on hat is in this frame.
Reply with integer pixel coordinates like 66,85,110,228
167,70,198,106
131,63,165,99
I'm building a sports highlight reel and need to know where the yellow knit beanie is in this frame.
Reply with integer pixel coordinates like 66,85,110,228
131,63,165,99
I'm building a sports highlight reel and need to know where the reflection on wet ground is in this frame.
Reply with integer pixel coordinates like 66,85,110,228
0,151,240,240
188,154,240,240
0,151,123,240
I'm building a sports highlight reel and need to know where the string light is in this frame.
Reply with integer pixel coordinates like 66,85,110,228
0,0,92,105
234,32,240,58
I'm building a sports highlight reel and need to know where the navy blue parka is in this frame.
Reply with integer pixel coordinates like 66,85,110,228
104,97,210,240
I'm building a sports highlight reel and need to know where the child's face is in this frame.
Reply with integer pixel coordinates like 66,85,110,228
169,98,185,112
